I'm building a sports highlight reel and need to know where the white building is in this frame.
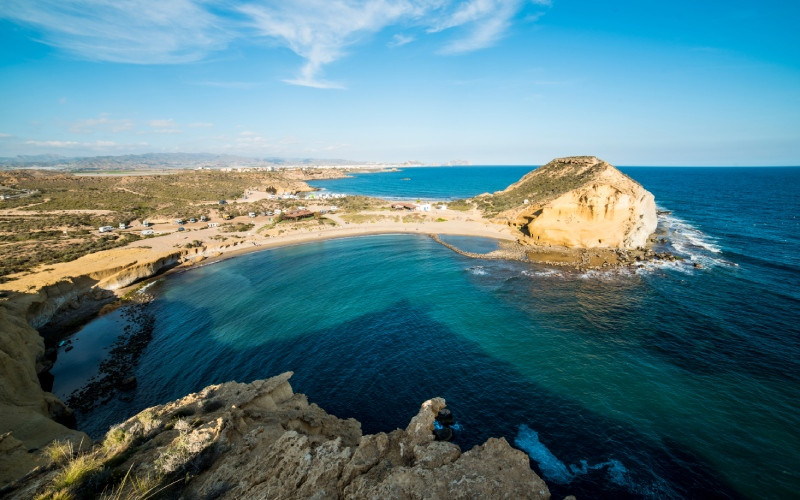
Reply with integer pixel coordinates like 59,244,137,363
141,229,154,236
99,226,113,233
416,203,431,212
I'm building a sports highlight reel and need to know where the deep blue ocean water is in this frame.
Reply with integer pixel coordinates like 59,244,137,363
308,165,533,200
53,167,800,499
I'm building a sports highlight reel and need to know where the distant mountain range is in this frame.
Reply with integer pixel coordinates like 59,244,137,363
0,153,377,171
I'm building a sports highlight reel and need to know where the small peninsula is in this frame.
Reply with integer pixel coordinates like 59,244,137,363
0,157,661,497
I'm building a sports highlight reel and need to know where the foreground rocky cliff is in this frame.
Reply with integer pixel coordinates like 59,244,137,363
479,156,657,250
4,372,551,499
0,246,202,487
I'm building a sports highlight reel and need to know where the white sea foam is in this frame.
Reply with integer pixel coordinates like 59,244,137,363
514,424,668,496
522,269,564,279
135,280,159,294
518,210,734,280
468,266,487,276
514,424,574,484
578,268,635,280
657,212,735,269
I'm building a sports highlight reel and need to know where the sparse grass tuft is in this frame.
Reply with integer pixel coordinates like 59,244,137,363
35,488,73,500
43,440,75,467
102,426,128,453
446,199,473,211
136,409,161,434
340,214,385,224
402,214,425,223
51,453,103,492
220,222,254,233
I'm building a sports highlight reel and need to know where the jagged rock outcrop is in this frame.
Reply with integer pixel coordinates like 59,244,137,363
4,372,551,499
481,156,657,249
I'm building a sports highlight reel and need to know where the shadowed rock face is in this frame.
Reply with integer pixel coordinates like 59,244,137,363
5,372,552,499
489,156,657,249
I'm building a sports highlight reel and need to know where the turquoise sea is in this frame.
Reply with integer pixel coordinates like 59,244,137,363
53,166,800,498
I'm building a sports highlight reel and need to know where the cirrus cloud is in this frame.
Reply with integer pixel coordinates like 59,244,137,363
1,0,550,88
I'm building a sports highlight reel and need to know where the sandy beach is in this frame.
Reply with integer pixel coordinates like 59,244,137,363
0,206,518,295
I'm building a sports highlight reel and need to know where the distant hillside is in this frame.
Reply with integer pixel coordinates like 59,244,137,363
0,153,370,172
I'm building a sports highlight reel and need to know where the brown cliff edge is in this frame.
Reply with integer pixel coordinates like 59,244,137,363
2,372,551,499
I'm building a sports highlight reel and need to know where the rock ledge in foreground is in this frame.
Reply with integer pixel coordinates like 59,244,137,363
5,372,551,500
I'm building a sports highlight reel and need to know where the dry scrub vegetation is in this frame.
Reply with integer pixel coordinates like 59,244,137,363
0,169,311,280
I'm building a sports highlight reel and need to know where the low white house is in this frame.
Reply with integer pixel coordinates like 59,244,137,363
249,212,256,218
416,203,431,212
141,229,154,236
119,223,127,229
99,226,113,233
208,222,218,228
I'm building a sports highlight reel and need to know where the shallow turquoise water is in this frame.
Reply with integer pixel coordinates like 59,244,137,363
55,167,800,499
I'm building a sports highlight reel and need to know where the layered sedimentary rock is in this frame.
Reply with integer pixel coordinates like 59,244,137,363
0,247,191,487
484,156,657,249
6,372,551,499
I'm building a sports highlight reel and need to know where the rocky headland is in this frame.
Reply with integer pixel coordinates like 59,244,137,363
3,372,552,499
476,156,660,268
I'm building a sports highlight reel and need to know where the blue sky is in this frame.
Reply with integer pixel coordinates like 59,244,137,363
1,0,798,165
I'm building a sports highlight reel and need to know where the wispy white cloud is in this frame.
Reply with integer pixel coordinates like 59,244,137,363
188,122,214,128
149,119,176,128
148,119,182,134
239,0,428,89
25,139,118,148
0,0,227,64
69,114,134,134
430,0,522,55
388,33,415,48
2,0,550,87
0,133,13,138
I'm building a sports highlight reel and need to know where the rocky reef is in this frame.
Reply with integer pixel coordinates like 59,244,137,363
4,372,552,499
480,156,657,250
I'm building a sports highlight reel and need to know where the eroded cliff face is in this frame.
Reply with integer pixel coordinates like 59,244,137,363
0,247,190,487
5,372,551,499
489,156,657,249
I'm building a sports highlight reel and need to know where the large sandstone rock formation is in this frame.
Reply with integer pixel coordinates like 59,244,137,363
5,372,551,499
482,156,657,249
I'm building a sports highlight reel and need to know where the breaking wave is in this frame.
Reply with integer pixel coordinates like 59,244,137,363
514,424,674,498
657,212,735,270
467,265,488,276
